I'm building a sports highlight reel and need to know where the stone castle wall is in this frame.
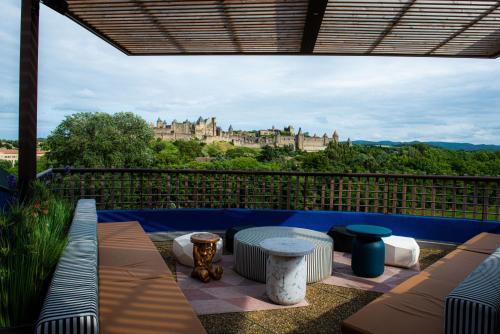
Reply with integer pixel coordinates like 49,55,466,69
151,117,340,152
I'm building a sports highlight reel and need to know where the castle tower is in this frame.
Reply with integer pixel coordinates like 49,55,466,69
211,117,217,137
295,128,304,151
156,117,162,128
289,125,295,136
323,133,328,145
333,130,339,144
228,125,233,134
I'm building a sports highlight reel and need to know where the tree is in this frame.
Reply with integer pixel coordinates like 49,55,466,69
226,146,259,159
46,112,154,167
258,145,294,162
153,141,181,167
0,160,12,171
173,140,204,162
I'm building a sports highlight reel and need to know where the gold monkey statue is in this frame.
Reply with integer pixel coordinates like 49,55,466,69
190,233,223,282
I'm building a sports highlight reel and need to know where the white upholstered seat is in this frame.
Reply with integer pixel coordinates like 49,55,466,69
382,235,420,268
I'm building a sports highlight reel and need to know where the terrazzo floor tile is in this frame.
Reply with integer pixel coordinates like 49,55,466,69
322,251,420,293
176,255,309,314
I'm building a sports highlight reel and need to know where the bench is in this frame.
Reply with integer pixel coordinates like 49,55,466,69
36,199,98,334
341,232,500,334
98,221,206,334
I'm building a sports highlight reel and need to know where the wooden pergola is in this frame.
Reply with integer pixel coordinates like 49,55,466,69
18,0,500,193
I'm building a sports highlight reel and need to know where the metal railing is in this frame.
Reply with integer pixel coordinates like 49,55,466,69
38,168,500,221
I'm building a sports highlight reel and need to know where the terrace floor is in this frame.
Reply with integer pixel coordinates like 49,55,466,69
154,239,452,334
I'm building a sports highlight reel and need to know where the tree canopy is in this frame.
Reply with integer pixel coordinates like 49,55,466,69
45,112,154,168
36,113,500,176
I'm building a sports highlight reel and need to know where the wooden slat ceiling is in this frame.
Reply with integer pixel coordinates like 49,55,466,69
44,0,500,57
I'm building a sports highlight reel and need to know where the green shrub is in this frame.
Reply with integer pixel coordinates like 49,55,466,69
0,181,72,328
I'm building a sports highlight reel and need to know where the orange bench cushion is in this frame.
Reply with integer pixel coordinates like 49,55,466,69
341,232,500,334
98,221,206,334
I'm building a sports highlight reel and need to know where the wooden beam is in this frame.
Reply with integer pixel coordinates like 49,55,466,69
133,0,185,53
218,0,242,52
300,0,328,53
428,3,499,55
18,0,39,197
366,0,417,54
492,46,500,58
41,0,67,15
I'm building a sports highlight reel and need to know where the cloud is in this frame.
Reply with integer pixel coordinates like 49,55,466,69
75,89,97,99
52,103,101,113
0,0,499,144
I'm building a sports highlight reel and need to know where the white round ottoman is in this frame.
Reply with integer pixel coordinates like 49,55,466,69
234,226,333,283
382,235,420,268
260,237,315,305
173,232,223,267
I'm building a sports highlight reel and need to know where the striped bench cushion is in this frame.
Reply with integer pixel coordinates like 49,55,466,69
445,247,500,334
36,199,99,334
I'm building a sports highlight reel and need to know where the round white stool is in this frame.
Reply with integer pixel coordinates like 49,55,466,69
260,237,315,305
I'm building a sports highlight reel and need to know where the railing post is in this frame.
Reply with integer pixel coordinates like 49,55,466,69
373,176,379,213
431,179,436,216
338,177,343,211
347,176,352,211
401,178,407,215
383,176,389,214
139,172,144,209
473,180,478,219
355,176,361,212
329,177,335,211
392,177,398,214
99,174,105,209
364,177,370,213
303,175,308,210
481,181,489,221
236,175,241,208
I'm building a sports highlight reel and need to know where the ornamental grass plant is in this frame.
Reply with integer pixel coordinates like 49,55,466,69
0,181,72,328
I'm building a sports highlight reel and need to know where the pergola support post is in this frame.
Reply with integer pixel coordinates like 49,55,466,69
18,0,40,197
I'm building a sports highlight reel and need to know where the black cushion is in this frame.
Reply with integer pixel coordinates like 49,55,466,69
328,225,354,253
225,225,254,253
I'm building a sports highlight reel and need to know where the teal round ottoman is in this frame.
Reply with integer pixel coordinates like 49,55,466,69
346,225,392,278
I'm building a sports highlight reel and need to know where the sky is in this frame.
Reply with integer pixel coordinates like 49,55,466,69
1,1,499,144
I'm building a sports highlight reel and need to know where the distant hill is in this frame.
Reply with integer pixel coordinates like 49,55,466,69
353,140,500,151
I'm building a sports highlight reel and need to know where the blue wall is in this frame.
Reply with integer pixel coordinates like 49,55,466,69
98,208,500,244
0,190,13,211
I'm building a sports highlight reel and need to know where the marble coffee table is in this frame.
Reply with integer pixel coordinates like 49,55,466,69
233,226,333,283
260,237,315,305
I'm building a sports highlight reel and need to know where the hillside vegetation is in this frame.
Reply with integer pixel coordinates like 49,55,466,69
4,112,498,176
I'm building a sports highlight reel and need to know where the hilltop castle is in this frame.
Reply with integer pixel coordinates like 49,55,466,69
151,117,342,152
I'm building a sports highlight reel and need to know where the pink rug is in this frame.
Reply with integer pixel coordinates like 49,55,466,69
176,255,308,315
321,251,420,293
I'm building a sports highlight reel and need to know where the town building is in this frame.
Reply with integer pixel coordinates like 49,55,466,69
0,149,47,166
151,117,340,152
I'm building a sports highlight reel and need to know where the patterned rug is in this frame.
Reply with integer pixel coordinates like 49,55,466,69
322,251,420,293
176,252,420,314
175,255,308,315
